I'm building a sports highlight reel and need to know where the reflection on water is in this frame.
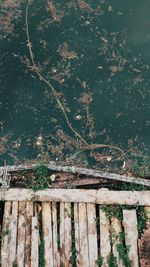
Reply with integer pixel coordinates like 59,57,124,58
0,0,150,168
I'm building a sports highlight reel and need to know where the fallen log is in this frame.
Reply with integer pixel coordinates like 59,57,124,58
0,163,150,187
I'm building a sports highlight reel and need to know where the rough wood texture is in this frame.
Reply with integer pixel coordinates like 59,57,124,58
1,201,11,267
1,163,150,186
52,203,60,267
87,203,98,267
31,215,39,267
74,203,80,267
64,202,71,267
78,203,89,266
8,201,18,267
111,217,123,267
42,203,54,267
123,209,139,267
17,202,26,267
25,202,33,267
60,202,65,265
1,189,150,205
99,209,111,267
138,206,150,267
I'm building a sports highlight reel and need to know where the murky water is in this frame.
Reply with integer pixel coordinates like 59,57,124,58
0,0,150,167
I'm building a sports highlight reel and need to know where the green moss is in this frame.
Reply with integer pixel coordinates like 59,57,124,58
101,205,122,221
107,253,117,267
96,256,103,267
38,212,45,267
25,165,51,191
137,206,147,238
116,231,131,267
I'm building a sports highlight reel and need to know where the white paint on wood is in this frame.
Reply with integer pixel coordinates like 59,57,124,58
123,209,139,267
74,203,80,267
87,203,98,267
1,201,11,267
99,209,111,267
78,203,89,267
42,202,54,267
64,202,71,267
111,217,123,267
52,203,60,267
8,201,18,267
1,189,150,206
17,202,26,267
60,202,65,265
31,216,39,267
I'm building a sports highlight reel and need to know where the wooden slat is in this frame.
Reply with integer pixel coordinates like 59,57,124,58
31,215,39,267
64,202,71,266
99,209,111,267
8,201,18,267
138,206,150,267
87,203,98,267
111,217,123,267
1,189,150,205
17,202,26,267
74,203,80,267
78,203,89,266
60,202,65,265
25,202,33,267
123,209,139,267
1,201,11,267
52,203,60,267
42,202,54,267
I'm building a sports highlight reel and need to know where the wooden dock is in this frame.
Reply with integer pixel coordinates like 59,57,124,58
0,189,150,266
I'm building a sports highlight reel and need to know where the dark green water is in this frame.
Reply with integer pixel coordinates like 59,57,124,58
0,0,150,167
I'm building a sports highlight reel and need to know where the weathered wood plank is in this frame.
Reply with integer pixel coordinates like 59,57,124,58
64,202,71,267
138,206,150,267
42,202,54,267
87,203,98,267
1,201,11,267
1,163,150,186
1,189,150,205
60,202,65,265
74,203,80,267
8,201,18,267
111,217,123,267
78,203,89,267
52,203,60,267
99,209,111,267
123,209,139,267
17,202,26,267
31,215,39,267
25,202,33,267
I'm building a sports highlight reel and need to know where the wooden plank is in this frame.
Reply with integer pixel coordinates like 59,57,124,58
111,217,123,267
52,203,60,267
74,203,80,267
138,206,150,267
87,203,98,267
99,209,111,267
31,215,39,267
78,203,89,267
64,202,71,266
17,202,26,267
1,189,150,205
123,209,139,267
8,201,18,267
42,202,54,267
25,202,33,267
1,163,150,187
1,201,11,267
60,202,65,265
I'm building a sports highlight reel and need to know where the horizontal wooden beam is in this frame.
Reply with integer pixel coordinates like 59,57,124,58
0,189,150,205
0,163,150,187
